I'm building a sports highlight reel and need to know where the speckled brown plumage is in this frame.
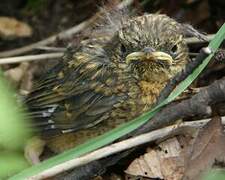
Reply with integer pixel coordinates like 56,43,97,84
26,13,198,153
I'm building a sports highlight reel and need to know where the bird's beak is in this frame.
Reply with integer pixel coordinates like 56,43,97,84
126,51,173,65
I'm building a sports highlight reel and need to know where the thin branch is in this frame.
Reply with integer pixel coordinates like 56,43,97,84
0,53,63,64
28,117,225,179
0,18,98,58
34,46,66,52
185,34,214,44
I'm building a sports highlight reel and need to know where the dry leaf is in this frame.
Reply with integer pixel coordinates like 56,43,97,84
4,62,29,87
24,136,46,165
0,16,32,39
183,116,225,180
125,136,191,180
19,62,38,95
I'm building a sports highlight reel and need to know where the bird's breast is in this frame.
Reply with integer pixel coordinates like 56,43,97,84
137,80,166,109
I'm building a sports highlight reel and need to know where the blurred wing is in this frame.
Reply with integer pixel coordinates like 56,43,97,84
26,51,127,136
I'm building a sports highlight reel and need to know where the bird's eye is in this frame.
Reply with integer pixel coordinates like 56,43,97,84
120,44,127,54
171,45,178,54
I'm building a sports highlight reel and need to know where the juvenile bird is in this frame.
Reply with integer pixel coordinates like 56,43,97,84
25,13,201,154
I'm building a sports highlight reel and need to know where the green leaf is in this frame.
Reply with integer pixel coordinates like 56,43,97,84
0,74,30,150
10,23,225,179
0,71,31,178
0,151,30,179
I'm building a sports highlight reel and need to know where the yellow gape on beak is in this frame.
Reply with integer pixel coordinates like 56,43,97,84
126,51,173,65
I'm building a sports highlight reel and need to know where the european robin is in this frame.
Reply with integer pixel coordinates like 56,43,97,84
25,13,200,155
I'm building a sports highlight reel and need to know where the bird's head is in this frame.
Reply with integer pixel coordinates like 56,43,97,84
114,14,189,82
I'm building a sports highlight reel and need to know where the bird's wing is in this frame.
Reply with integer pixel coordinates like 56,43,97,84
26,51,128,136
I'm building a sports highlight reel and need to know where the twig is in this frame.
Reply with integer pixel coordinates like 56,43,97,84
0,18,98,58
0,0,134,58
0,53,63,64
28,117,225,179
185,34,214,44
35,46,66,52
